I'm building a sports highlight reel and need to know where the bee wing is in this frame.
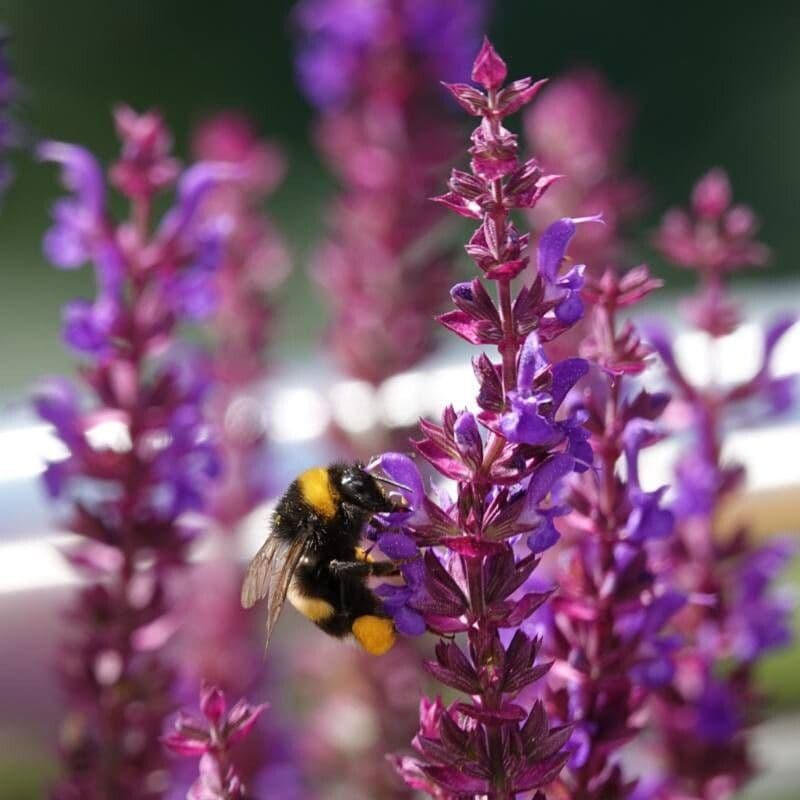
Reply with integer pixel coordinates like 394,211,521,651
241,532,309,651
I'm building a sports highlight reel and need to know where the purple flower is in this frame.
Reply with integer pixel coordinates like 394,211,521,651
728,539,795,661
648,170,795,797
536,216,602,324
38,143,108,270
371,40,589,796
38,110,233,799
163,684,267,799
537,265,682,798
294,0,488,109
499,331,588,447
622,419,673,542
694,678,741,744
62,296,120,356
296,0,487,386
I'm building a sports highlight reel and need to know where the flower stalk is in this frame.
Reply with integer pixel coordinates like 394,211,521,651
163,684,267,800
373,39,593,798
295,0,487,390
644,169,796,798
36,108,233,799
543,267,682,799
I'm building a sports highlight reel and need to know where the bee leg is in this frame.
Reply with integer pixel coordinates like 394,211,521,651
369,561,400,577
330,559,372,578
330,559,400,578
355,546,400,576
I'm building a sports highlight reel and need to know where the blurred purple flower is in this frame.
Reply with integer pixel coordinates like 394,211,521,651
296,0,487,391
37,109,235,799
39,143,109,270
167,112,301,799
163,684,267,799
294,0,487,109
647,171,796,797
525,70,647,269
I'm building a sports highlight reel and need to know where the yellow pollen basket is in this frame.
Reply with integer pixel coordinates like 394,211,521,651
297,467,338,519
352,615,396,655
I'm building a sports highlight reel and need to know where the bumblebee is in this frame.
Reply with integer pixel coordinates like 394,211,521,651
241,463,406,655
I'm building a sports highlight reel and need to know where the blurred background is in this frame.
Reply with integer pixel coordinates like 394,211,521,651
2,0,800,387
0,1,799,798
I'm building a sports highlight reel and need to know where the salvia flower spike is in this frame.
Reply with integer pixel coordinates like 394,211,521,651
543,266,683,798
163,683,267,800
36,109,233,799
644,170,796,797
372,39,594,798
295,0,488,388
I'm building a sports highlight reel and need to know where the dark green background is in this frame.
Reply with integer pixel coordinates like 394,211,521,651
1,0,799,393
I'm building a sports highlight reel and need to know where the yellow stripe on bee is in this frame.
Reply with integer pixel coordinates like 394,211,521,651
297,467,338,519
287,586,336,623
352,615,396,655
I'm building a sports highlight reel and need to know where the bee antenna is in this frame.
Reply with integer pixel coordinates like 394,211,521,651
373,474,412,492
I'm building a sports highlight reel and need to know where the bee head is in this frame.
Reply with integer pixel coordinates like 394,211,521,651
335,464,397,513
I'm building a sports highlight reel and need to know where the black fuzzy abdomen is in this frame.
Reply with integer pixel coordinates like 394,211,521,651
291,552,384,639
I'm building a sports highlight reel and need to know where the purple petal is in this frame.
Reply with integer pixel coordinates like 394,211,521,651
764,313,797,357
38,141,105,215
375,583,412,612
537,218,577,283
158,161,241,242
43,201,93,269
550,358,589,410
378,532,419,560
537,216,603,284
526,454,575,505
527,519,560,554
622,418,657,488
375,452,425,507
453,410,482,465
394,605,426,636
500,396,556,445
62,299,115,355
517,331,548,393
401,557,425,589
644,590,686,634
555,292,583,324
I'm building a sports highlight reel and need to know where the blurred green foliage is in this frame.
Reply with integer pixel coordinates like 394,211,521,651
757,556,800,708
0,732,56,800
